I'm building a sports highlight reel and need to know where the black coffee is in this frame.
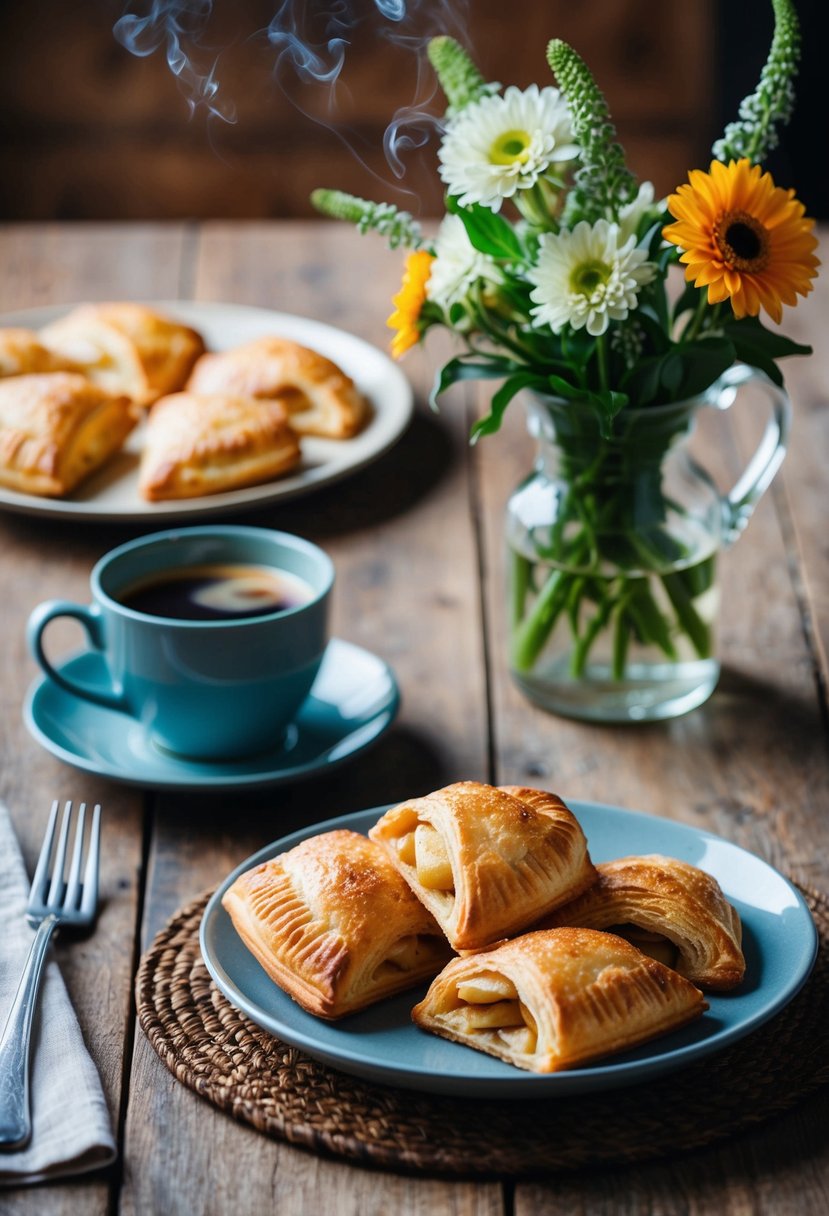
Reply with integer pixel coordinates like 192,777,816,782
118,563,313,621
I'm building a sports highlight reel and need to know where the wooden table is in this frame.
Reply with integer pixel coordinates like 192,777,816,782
1,221,827,1214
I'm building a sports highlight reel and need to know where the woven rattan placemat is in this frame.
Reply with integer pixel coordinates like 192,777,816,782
136,886,828,1177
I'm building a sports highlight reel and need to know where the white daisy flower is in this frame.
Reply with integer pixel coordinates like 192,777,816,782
437,84,578,211
426,214,502,309
528,219,656,337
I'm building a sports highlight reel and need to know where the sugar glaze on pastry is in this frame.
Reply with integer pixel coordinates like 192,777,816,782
186,336,368,438
0,372,136,496
0,328,80,378
542,853,745,990
221,830,452,1020
138,391,301,500
369,782,597,951
411,927,708,1073
41,302,205,407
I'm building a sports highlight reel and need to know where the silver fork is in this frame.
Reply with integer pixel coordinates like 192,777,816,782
0,800,101,1150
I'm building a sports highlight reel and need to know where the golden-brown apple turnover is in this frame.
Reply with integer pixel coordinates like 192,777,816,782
0,372,135,496
186,336,367,438
411,927,708,1072
0,328,80,378
221,830,453,1020
541,854,745,990
41,302,205,407
368,782,597,951
138,391,301,500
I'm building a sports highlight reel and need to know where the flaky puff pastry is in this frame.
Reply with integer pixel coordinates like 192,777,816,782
0,373,136,497
411,927,708,1073
138,391,301,500
40,303,205,407
0,328,81,378
368,782,597,951
186,336,368,438
222,830,453,1020
541,854,745,991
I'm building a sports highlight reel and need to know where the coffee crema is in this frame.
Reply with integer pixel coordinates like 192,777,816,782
118,563,313,621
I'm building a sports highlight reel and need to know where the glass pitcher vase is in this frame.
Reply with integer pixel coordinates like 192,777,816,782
505,365,791,722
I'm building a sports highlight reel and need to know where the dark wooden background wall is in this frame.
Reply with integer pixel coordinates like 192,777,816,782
0,0,824,222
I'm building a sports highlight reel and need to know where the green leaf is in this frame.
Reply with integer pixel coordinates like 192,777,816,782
623,354,664,405
470,371,547,441
429,356,516,410
660,352,686,397
668,338,736,400
591,389,629,438
634,306,672,355
546,374,581,400
446,195,525,260
722,315,812,387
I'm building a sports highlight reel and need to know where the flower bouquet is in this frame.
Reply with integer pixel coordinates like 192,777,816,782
313,0,819,721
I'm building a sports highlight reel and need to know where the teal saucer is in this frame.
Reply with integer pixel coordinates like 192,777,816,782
23,639,399,791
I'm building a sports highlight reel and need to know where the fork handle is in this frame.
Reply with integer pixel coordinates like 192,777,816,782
0,914,58,1150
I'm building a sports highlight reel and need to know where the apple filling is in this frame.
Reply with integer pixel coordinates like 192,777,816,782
441,971,538,1054
611,923,678,969
395,823,454,893
371,934,446,984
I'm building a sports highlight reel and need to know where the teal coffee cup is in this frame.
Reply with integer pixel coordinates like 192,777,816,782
27,526,334,760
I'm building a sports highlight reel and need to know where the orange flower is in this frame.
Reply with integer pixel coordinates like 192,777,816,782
387,250,434,358
663,158,819,324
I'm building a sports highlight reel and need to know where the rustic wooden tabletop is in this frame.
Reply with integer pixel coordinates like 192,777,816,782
0,221,827,1215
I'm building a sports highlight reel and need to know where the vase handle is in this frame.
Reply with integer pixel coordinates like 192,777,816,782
710,364,792,547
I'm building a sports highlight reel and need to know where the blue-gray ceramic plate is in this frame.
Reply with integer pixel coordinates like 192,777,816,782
200,801,818,1097
23,639,399,791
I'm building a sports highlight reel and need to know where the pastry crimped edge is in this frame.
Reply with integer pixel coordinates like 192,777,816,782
411,926,708,1073
186,335,368,438
40,302,205,407
0,371,136,497
368,781,598,951
221,829,452,1020
540,853,746,990
0,328,82,378
138,390,302,500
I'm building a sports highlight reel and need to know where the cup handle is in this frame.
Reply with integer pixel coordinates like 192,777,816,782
709,364,792,546
26,600,128,711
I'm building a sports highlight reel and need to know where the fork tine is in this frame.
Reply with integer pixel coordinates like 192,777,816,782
28,799,59,907
80,803,101,916
63,802,87,910
46,801,73,907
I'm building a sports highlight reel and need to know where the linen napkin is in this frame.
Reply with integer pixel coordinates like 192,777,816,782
0,803,116,1184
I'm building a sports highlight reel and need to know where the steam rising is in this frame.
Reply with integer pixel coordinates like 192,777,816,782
115,0,473,184
114,1,236,123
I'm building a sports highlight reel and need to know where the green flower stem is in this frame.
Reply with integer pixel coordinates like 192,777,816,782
511,567,571,671
661,572,711,658
570,587,615,677
508,409,718,683
511,551,713,681
469,287,540,363
681,290,709,344
510,550,533,629
566,575,586,634
597,336,610,393
612,598,632,681
627,584,678,660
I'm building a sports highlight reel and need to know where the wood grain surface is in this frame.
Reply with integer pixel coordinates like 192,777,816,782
0,221,827,1215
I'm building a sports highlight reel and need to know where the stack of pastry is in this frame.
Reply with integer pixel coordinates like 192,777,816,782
0,304,368,500
221,781,746,1074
